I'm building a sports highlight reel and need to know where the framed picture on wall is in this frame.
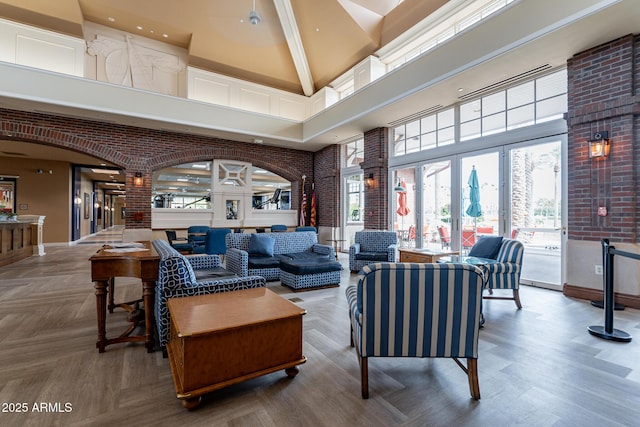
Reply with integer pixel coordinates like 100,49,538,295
0,179,16,212
83,193,90,219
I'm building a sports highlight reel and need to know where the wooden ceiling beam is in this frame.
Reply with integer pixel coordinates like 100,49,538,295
273,0,315,96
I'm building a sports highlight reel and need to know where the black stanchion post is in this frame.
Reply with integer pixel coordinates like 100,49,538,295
591,236,624,310
587,239,632,342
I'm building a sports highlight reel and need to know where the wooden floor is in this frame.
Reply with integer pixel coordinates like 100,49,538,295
1,229,639,426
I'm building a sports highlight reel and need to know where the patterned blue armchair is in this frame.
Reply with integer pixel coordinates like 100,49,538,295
345,262,484,399
349,230,398,273
482,238,525,309
151,239,266,351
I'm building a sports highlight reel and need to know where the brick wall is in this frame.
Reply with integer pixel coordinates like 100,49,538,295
566,34,640,243
0,108,318,229
313,145,340,227
361,127,389,230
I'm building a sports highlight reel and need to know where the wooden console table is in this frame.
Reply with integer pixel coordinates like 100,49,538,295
399,248,459,263
89,242,159,353
166,287,306,409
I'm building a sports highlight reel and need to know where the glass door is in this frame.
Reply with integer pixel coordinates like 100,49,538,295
422,159,452,251
343,173,364,247
509,141,562,288
459,152,500,254
393,168,416,248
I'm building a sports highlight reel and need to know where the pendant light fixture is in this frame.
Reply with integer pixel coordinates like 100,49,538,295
249,0,261,25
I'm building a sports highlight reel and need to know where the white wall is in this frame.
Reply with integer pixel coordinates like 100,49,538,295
0,17,85,77
188,67,310,121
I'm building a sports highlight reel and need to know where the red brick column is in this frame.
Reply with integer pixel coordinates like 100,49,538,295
566,34,640,243
361,127,389,230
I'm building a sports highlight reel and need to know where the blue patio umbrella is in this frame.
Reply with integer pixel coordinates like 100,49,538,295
466,166,482,222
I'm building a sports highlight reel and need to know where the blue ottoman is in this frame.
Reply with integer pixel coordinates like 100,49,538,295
279,257,342,291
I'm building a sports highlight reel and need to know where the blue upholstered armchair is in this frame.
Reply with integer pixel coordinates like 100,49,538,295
349,230,398,273
345,262,484,399
188,225,209,254
481,238,525,309
205,228,232,259
151,239,266,351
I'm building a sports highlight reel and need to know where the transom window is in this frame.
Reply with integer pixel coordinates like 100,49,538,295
393,108,455,156
460,69,567,141
343,138,364,167
391,69,567,158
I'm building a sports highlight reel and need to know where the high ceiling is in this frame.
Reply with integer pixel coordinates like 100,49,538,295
0,0,445,95
1,0,640,171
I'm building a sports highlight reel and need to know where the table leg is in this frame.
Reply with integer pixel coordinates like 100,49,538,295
285,366,299,378
108,277,115,313
142,280,156,353
94,279,108,353
182,396,202,410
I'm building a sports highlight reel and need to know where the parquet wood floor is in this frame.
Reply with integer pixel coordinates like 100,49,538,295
0,232,639,426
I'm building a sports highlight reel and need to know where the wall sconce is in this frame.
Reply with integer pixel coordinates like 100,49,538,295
74,192,82,205
134,172,143,186
589,131,610,159
364,173,374,188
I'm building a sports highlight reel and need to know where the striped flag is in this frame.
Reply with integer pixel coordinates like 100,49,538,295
300,184,307,226
309,183,317,227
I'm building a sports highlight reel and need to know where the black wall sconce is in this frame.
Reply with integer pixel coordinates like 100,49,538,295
589,131,611,159
364,173,374,188
134,172,143,186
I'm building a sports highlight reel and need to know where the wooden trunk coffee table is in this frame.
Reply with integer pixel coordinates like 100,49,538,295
399,248,459,263
166,288,306,409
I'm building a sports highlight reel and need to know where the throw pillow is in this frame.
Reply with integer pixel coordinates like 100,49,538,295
468,235,503,259
248,233,275,257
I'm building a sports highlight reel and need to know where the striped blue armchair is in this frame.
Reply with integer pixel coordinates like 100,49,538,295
483,238,525,309
345,262,484,400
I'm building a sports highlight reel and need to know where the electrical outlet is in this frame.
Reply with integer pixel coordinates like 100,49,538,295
595,265,603,275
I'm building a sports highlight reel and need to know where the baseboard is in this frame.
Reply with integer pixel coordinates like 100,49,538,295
563,284,640,310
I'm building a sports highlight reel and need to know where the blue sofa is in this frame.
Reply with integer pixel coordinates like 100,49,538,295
151,239,266,350
225,231,342,290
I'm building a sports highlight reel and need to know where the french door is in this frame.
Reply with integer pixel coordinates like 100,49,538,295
400,137,564,288
342,172,364,249
508,140,563,289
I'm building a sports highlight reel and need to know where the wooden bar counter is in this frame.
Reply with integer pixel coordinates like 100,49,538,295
0,220,34,267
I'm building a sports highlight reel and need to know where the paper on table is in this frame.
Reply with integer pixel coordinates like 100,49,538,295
110,242,146,248
104,247,149,253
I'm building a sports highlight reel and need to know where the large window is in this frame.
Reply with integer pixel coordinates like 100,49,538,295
341,137,366,248
346,175,363,222
460,69,567,141
152,161,290,209
391,69,567,158
343,138,364,167
393,108,455,156
385,0,516,71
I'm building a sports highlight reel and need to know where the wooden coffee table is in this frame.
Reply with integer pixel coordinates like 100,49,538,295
166,288,306,409
399,247,459,263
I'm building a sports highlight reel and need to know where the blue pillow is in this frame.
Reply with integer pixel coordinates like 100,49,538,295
248,234,275,257
468,235,503,259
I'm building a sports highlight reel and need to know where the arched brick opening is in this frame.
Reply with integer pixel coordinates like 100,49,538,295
1,108,315,229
